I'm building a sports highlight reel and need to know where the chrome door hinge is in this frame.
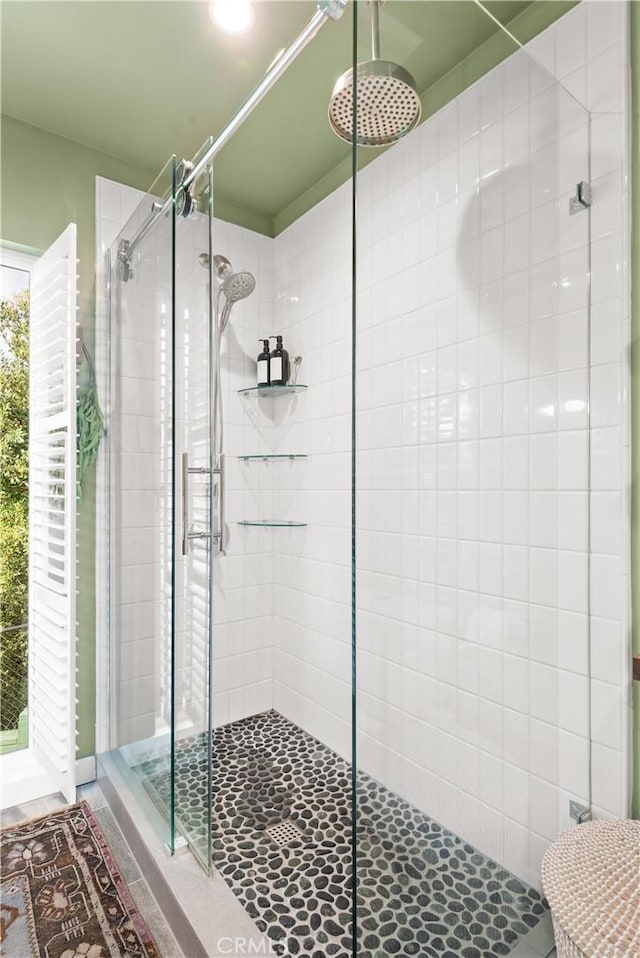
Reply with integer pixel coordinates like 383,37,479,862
569,181,592,215
117,239,133,282
319,0,348,21
569,800,591,824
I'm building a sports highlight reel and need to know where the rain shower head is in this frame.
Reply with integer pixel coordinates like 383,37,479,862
329,0,421,147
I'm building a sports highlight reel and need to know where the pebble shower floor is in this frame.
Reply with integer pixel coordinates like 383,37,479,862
139,710,547,958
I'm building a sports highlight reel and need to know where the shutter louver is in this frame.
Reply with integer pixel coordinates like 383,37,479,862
28,224,78,802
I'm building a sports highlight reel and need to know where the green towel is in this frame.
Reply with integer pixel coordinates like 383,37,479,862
77,343,105,496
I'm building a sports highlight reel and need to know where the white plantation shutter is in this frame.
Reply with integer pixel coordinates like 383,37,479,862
28,224,78,802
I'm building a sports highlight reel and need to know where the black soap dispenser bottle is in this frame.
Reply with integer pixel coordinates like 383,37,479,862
269,335,290,386
257,339,270,386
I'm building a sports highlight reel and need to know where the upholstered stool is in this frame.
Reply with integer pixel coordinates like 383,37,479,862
541,819,640,958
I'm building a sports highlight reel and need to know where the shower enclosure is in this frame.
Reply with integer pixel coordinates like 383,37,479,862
100,1,600,955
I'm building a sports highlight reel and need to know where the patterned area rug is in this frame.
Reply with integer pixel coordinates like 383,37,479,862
0,801,160,958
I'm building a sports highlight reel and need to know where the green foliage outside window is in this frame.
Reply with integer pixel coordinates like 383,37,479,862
0,291,29,731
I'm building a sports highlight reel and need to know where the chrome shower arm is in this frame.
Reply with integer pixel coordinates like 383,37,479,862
371,0,380,59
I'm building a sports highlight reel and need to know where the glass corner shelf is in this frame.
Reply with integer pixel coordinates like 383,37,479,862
238,384,308,397
237,454,307,461
236,520,307,528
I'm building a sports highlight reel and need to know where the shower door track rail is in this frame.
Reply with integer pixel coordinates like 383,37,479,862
122,0,347,264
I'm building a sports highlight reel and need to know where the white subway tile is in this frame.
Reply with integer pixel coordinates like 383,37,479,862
587,1,624,62
591,362,622,426
558,729,590,799
555,1,586,79
558,493,588,552
557,609,589,676
504,381,529,436
530,662,559,726
558,669,590,736
591,426,622,490
529,375,557,433
591,743,625,817
530,604,558,667
530,718,559,784
588,42,625,113
503,436,529,490
590,616,624,685
530,493,557,549
529,777,560,843
591,491,623,556
591,679,623,750
591,299,623,366
591,235,623,305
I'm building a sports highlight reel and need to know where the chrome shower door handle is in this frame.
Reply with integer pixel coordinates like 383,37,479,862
182,452,189,555
214,453,226,556
183,452,213,554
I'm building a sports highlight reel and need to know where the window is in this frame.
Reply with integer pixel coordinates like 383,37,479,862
1,231,78,806
0,249,35,754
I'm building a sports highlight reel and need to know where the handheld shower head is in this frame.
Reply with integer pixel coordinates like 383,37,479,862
198,251,256,332
218,270,256,336
221,270,256,304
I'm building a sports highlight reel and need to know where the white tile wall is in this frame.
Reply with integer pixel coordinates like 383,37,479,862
269,0,631,891
97,0,631,893
97,180,275,750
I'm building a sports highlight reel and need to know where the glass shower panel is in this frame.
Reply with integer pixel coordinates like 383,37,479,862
172,150,215,868
198,1,357,944
108,154,215,865
354,9,591,954
107,158,176,852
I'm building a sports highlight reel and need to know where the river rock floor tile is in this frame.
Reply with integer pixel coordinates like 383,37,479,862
138,710,547,958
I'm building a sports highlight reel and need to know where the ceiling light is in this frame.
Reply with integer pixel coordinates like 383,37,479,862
210,0,255,34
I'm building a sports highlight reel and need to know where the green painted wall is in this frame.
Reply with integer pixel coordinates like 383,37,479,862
0,114,158,758
631,5,640,820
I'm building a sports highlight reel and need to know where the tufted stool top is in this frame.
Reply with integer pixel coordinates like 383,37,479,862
541,819,640,958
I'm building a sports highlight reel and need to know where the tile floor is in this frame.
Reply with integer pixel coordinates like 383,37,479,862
0,767,558,958
138,709,555,958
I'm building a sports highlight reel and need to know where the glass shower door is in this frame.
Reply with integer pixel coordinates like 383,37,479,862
353,8,592,955
172,150,215,868
107,157,177,857
107,153,215,869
